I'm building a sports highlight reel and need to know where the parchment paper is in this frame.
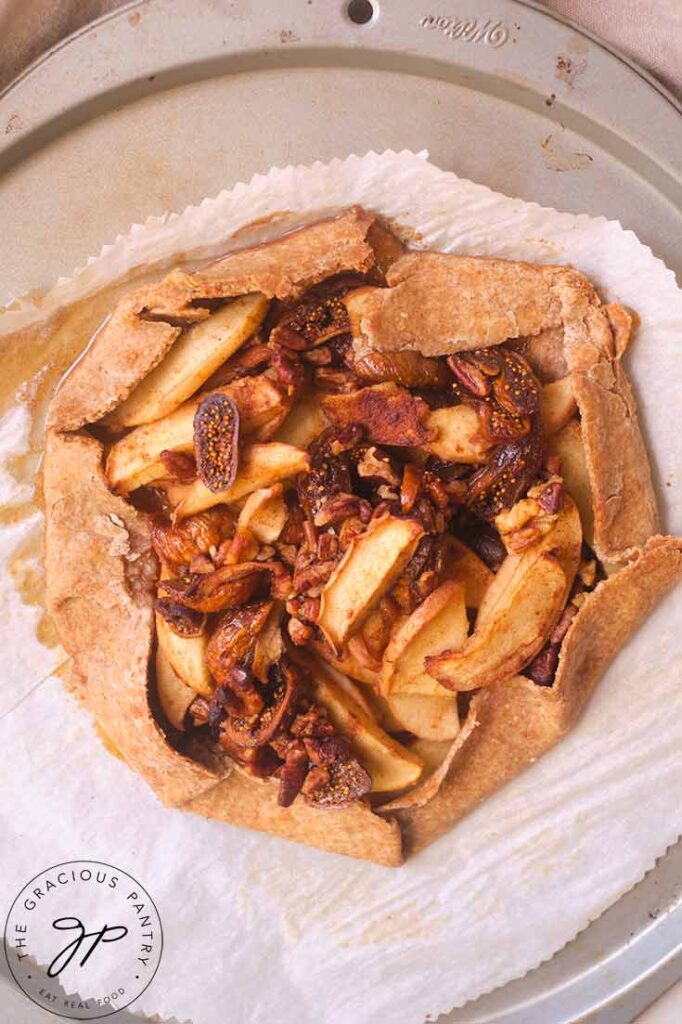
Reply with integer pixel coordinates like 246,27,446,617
1,151,681,1024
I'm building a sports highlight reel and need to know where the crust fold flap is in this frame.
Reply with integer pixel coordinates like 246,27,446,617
349,249,659,558
384,535,682,856
185,774,403,866
48,207,376,432
43,429,227,806
352,252,596,356
562,305,659,559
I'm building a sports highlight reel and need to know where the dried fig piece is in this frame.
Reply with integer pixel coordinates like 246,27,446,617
352,350,450,389
159,562,274,612
465,427,545,520
447,352,496,397
270,294,350,350
321,383,433,447
475,400,531,444
493,350,541,417
206,601,273,688
155,598,206,637
303,736,372,808
220,660,300,748
193,392,240,493
150,507,234,567
297,426,360,521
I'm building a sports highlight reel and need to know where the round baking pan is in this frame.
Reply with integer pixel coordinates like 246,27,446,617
1,2,680,1021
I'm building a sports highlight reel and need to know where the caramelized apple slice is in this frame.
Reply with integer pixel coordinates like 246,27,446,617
310,638,378,686
155,612,212,697
477,495,582,627
237,484,288,543
426,554,567,691
274,394,329,448
155,645,197,731
428,498,581,690
386,692,460,741
442,536,494,608
424,405,491,463
108,294,269,428
548,419,595,547
165,443,309,518
380,580,467,696
540,376,576,435
318,514,424,651
310,665,424,793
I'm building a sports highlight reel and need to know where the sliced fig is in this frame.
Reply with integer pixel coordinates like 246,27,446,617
193,392,240,493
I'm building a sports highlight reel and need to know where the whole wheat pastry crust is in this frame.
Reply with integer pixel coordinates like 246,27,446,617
42,207,680,864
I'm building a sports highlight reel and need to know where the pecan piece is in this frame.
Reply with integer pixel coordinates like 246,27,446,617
193,392,240,493
274,741,310,807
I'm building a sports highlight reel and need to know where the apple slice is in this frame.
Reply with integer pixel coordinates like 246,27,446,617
107,293,269,428
106,374,288,494
442,536,494,608
424,405,491,463
541,376,576,436
165,443,309,518
548,419,595,547
317,514,424,651
477,495,582,627
155,612,213,697
155,645,197,731
310,665,424,793
310,639,379,686
237,484,288,544
386,692,460,741
275,394,329,448
380,580,468,696
428,498,581,690
426,553,567,691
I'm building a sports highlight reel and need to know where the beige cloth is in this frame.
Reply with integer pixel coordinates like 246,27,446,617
1,0,681,97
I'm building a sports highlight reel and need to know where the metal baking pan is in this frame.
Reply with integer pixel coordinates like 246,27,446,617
1,2,680,1021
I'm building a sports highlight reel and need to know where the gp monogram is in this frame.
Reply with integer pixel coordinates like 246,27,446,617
4,861,163,1020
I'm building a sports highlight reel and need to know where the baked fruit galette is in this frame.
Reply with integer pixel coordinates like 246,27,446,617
43,208,682,865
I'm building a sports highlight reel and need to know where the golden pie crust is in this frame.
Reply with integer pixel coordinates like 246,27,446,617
43,208,681,865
